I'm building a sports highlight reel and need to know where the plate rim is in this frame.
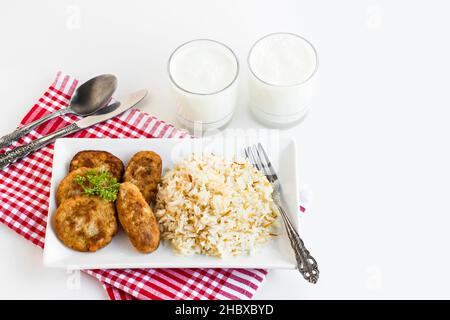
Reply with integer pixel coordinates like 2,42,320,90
43,137,300,270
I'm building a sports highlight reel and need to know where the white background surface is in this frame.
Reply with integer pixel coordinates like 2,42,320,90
1,0,450,299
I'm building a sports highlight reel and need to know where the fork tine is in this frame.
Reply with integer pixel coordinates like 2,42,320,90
252,145,276,183
245,144,277,183
250,146,262,171
252,145,271,179
246,146,260,171
250,145,262,170
257,143,278,179
244,147,250,162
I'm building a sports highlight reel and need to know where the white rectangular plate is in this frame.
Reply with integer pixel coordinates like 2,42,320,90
43,136,300,269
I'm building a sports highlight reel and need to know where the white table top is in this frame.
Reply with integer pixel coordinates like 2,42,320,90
1,0,450,299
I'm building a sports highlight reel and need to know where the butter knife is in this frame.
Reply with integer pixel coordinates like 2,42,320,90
0,89,147,170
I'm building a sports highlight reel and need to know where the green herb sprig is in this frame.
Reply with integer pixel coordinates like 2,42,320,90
74,170,120,202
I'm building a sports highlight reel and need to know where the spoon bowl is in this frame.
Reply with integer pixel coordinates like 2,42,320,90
0,74,117,149
70,74,117,115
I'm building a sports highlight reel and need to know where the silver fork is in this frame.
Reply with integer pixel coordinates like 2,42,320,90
245,143,319,284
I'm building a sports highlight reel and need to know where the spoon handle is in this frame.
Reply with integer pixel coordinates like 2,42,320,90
0,108,68,149
0,123,80,170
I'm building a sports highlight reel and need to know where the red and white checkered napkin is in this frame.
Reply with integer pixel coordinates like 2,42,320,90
0,72,271,300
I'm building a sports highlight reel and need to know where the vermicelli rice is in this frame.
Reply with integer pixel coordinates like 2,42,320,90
155,153,278,257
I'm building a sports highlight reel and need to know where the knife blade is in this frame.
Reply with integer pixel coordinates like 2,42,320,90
77,89,147,128
0,89,148,170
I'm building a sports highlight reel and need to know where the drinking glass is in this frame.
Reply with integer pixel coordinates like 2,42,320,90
248,32,318,127
168,39,239,133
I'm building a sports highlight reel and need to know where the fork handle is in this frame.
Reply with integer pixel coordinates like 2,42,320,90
275,201,319,283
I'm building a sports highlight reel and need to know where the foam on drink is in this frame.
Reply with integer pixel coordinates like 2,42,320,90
249,33,316,86
169,40,238,94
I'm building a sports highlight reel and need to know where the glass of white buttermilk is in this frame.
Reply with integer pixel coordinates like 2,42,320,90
248,32,318,127
168,39,239,133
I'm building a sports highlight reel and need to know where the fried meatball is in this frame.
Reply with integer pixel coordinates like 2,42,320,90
123,151,162,204
56,167,92,206
53,195,118,252
116,182,160,253
69,150,124,181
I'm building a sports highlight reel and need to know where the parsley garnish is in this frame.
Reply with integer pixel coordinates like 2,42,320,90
74,170,120,202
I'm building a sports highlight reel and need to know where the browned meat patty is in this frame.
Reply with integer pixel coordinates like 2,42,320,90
69,150,124,181
53,195,118,252
116,182,160,253
56,167,91,206
123,151,162,204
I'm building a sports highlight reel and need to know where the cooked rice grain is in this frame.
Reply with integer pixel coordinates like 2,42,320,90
155,154,278,257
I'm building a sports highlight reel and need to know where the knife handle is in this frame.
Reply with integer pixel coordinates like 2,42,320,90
0,123,79,170
0,109,68,149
